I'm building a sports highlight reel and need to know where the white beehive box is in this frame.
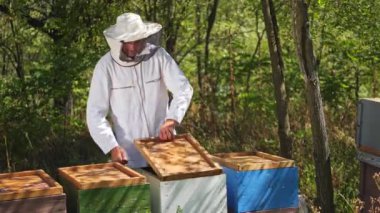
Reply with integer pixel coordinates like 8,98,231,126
135,133,227,213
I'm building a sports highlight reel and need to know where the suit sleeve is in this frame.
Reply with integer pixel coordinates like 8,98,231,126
159,48,193,123
86,60,119,154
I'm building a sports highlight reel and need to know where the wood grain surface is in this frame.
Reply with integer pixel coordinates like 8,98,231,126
212,151,295,171
0,193,66,213
58,162,146,190
0,170,63,201
135,133,222,181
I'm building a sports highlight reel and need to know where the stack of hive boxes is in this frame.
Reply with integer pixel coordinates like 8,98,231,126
212,151,299,212
135,133,228,213
356,98,380,212
0,170,66,213
58,162,150,213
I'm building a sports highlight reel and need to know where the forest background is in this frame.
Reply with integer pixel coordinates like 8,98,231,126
1,0,379,212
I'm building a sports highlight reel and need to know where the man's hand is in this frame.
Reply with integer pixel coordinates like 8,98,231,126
159,119,177,141
110,146,128,164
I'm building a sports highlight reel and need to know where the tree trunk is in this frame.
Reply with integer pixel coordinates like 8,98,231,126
10,20,24,80
164,0,177,57
261,0,292,159
2,53,6,76
228,29,236,114
292,1,335,212
204,0,220,136
195,2,206,124
355,66,359,102
245,7,265,93
372,61,378,97
204,0,219,73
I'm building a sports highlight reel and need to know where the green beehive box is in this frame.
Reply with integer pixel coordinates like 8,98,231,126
58,162,150,213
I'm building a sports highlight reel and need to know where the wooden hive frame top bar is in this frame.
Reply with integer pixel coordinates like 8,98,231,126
58,162,146,190
0,170,63,201
135,133,222,181
212,151,295,171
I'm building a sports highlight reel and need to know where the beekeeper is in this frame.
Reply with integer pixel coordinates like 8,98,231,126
86,13,193,168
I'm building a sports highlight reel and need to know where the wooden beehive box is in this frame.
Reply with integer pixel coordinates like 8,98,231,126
135,133,222,181
58,162,150,213
359,161,380,212
212,151,299,213
135,133,227,213
357,98,380,156
0,170,66,213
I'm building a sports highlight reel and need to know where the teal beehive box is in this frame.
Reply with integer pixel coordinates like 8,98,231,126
357,98,380,156
58,162,150,213
212,151,299,213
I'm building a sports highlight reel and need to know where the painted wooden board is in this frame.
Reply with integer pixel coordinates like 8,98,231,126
212,151,295,171
135,133,222,181
357,151,380,168
222,166,299,213
0,193,66,213
0,170,63,201
60,175,150,213
138,168,227,213
59,163,150,213
213,151,298,212
357,98,380,156
58,162,146,190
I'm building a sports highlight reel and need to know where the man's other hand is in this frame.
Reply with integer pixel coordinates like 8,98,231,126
159,119,177,141
111,146,128,164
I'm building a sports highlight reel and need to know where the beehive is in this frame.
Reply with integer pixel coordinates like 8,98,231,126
0,170,66,213
357,98,380,156
356,98,380,212
212,151,299,213
58,162,150,213
135,133,227,213
359,161,380,212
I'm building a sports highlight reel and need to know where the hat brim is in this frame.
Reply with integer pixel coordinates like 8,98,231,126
104,22,162,42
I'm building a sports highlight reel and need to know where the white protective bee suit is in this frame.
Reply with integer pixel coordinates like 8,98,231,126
86,13,193,168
